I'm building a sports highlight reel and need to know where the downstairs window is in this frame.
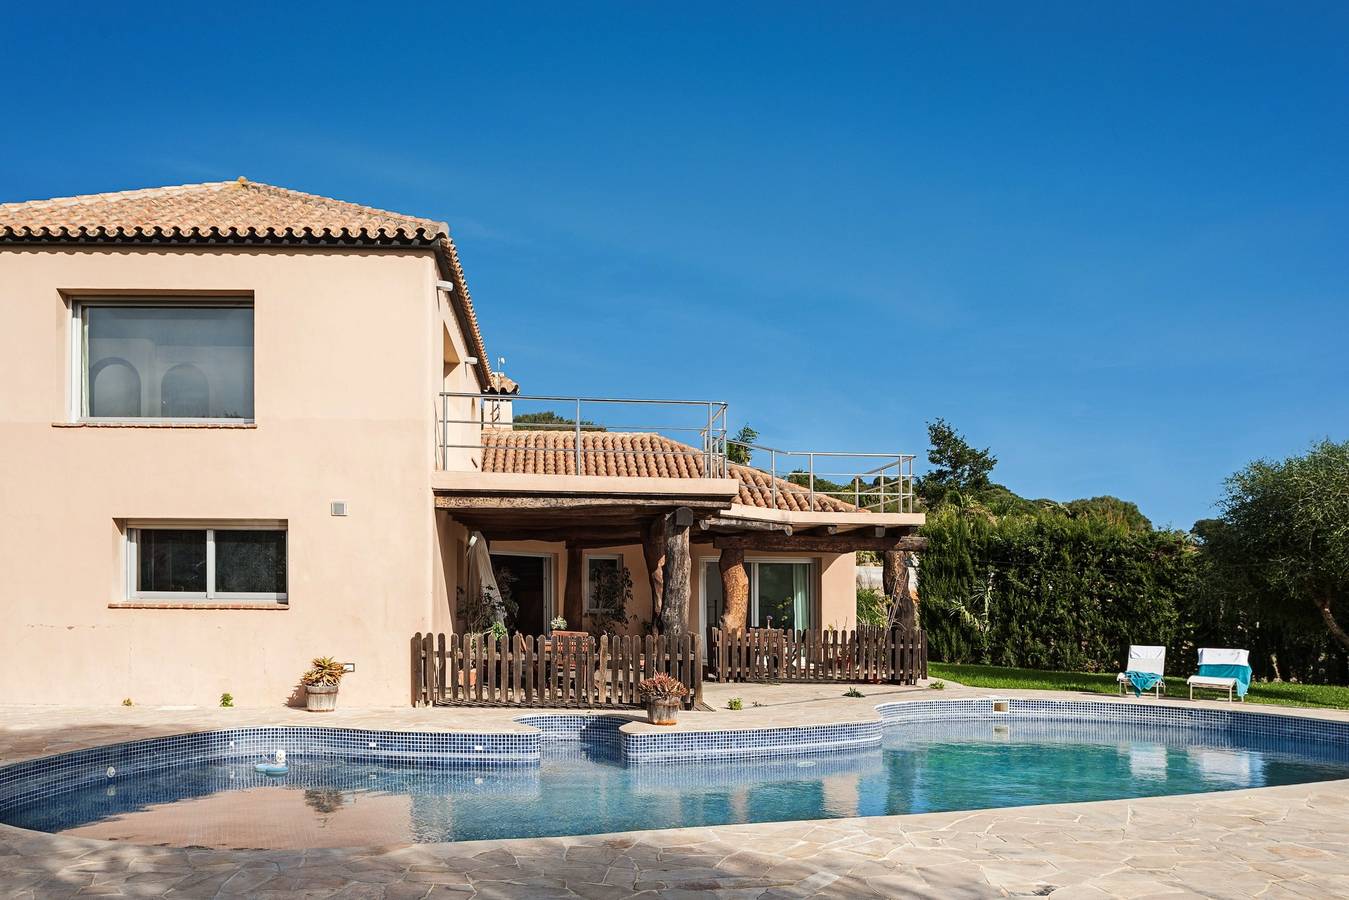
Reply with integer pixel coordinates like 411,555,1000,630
127,526,287,602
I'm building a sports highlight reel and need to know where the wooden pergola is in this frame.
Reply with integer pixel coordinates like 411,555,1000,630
436,488,927,636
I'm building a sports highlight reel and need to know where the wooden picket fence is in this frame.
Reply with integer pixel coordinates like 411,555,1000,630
411,631,703,708
709,626,926,685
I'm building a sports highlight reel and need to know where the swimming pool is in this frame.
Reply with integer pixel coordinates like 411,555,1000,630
3,700,1348,849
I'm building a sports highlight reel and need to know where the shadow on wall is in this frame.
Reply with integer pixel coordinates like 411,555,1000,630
284,681,307,709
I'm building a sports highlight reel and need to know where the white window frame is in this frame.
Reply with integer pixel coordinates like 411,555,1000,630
71,298,255,423
584,554,624,614
126,522,287,603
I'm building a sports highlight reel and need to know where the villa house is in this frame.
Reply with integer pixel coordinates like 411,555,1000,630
0,179,924,707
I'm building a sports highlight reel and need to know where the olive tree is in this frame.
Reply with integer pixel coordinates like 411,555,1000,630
1215,440,1349,651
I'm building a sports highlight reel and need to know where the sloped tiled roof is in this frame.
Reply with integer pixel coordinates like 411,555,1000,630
480,428,860,513
0,178,491,387
0,178,446,243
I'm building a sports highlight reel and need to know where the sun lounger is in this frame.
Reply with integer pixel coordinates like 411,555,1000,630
1117,645,1166,697
1187,648,1251,701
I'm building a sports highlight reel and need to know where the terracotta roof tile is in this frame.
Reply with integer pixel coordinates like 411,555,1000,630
488,372,520,395
0,179,492,387
481,428,860,513
0,178,445,243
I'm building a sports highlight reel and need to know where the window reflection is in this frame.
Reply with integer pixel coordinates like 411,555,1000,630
85,305,253,418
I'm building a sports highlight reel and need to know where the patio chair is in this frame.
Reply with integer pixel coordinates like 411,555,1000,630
1187,648,1251,702
1116,645,1166,698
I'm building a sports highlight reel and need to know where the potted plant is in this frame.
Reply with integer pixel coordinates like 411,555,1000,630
638,673,688,725
301,656,345,712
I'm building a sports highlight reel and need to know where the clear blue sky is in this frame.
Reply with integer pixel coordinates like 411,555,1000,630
5,4,1346,529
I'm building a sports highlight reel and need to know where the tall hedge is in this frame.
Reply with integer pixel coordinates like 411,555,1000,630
920,504,1191,672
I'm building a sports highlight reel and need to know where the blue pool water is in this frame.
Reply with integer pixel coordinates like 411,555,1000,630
5,720,1348,848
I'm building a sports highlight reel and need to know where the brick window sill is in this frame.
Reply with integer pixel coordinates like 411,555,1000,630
109,602,288,610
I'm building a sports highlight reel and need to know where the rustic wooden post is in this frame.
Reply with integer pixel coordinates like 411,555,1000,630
411,633,424,706
642,515,667,628
660,508,693,636
564,544,584,628
718,547,749,635
883,550,918,633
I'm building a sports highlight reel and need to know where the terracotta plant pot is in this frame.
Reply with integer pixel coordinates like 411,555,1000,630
646,697,680,726
305,683,339,712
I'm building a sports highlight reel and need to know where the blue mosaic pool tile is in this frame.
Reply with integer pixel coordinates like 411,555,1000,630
624,720,883,762
0,726,539,813
515,713,625,746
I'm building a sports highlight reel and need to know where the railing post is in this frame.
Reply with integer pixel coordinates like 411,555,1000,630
440,393,449,470
770,449,778,508
705,403,713,477
574,398,582,475
808,452,815,511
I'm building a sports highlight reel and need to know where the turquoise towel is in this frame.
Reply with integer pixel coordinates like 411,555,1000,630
1125,671,1163,697
1196,663,1252,698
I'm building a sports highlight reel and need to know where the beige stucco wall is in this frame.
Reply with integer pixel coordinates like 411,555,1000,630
0,246,478,707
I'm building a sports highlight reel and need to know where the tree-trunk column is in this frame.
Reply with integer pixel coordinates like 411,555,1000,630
719,547,749,634
642,516,667,628
660,508,693,636
883,549,918,632
563,544,584,628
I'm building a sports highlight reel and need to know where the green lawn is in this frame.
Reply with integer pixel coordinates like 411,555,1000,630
928,662,1349,711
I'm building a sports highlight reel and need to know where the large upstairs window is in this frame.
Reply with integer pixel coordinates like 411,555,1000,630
76,301,254,421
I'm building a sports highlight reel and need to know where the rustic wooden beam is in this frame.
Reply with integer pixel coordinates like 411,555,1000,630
477,528,644,546
643,516,666,626
711,534,928,553
436,495,731,512
660,509,692,636
563,545,584,627
883,549,918,631
696,517,793,535
719,547,749,634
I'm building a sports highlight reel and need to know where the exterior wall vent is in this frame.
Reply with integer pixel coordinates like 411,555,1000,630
330,501,348,517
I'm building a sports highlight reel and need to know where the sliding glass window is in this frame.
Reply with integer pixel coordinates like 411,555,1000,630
128,526,286,602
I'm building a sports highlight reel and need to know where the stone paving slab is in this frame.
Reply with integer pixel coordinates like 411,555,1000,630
3,687,1349,897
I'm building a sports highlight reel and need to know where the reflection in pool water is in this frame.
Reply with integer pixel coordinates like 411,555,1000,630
5,720,1348,848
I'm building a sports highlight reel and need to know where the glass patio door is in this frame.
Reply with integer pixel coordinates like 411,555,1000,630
701,558,815,637
753,561,812,631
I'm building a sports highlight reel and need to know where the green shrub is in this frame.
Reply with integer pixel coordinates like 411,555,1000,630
856,587,886,627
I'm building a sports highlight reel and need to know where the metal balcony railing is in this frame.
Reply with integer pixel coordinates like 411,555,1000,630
436,392,916,514
438,392,729,477
726,441,916,514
